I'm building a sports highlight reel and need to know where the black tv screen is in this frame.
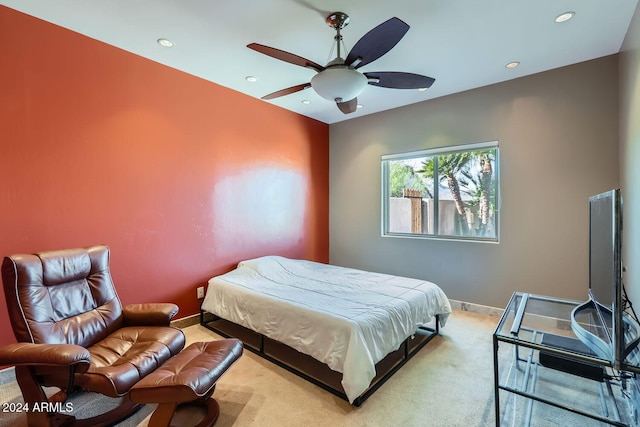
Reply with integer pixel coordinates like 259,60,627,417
588,189,623,363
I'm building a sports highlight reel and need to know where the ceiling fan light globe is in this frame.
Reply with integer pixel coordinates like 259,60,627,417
311,66,367,102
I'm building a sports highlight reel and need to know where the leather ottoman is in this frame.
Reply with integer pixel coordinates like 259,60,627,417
129,339,243,427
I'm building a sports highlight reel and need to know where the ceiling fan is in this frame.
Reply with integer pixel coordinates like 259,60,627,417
248,12,435,114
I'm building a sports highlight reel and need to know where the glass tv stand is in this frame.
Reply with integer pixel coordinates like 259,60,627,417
493,292,638,427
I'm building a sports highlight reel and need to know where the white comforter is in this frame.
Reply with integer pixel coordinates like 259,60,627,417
201,256,451,403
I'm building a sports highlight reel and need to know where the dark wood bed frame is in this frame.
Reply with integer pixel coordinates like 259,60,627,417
199,310,441,406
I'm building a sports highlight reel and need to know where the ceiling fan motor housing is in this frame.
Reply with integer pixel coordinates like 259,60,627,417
326,12,350,30
310,66,367,102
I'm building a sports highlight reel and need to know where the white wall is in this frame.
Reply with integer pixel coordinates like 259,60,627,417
329,56,620,308
620,5,640,311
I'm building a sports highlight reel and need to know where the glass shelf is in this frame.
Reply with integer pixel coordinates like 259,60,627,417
495,293,612,367
493,292,637,427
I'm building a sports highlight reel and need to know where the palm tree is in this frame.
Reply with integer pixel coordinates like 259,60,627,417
457,153,495,236
477,153,494,235
419,153,474,234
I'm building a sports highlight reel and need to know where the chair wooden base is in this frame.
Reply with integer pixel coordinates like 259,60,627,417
15,366,142,427
148,398,220,427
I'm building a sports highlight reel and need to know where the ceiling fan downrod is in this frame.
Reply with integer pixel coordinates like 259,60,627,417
326,12,350,61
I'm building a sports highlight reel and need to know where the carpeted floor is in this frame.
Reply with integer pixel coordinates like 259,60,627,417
0,309,633,426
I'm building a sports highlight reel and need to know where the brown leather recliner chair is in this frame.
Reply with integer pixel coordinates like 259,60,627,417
0,245,186,427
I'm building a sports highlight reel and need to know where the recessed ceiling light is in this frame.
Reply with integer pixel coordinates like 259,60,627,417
157,38,174,48
245,76,258,83
301,100,311,105
505,61,520,69
555,11,575,23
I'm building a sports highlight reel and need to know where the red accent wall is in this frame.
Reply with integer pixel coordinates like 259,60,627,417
0,6,329,347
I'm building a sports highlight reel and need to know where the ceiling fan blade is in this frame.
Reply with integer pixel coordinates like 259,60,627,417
260,83,311,99
261,83,311,100
345,17,410,69
364,72,435,89
248,43,325,73
336,97,358,114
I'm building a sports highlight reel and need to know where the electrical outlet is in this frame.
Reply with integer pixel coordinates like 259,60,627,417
197,286,205,299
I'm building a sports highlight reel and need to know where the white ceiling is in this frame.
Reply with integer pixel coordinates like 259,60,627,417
1,0,637,124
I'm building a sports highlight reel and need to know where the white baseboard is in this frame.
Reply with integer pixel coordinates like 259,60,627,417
170,313,200,329
449,299,504,318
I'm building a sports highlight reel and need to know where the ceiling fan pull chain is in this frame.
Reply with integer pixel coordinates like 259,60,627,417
326,40,336,65
341,39,351,63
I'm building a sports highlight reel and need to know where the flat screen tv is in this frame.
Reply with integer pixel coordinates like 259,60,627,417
572,189,640,368
588,189,623,363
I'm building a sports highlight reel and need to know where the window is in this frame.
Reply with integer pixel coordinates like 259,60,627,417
381,141,499,242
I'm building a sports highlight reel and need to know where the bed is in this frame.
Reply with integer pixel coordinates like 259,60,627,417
200,256,451,405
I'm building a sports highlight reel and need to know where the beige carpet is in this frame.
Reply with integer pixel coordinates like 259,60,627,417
173,309,498,427
1,309,622,426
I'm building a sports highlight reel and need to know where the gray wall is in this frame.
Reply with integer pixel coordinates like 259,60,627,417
329,56,619,308
620,5,640,311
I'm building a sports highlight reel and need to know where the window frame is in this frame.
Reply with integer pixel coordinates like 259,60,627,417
381,141,500,243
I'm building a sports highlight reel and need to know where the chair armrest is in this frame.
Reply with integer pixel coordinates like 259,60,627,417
0,343,91,372
123,303,179,327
